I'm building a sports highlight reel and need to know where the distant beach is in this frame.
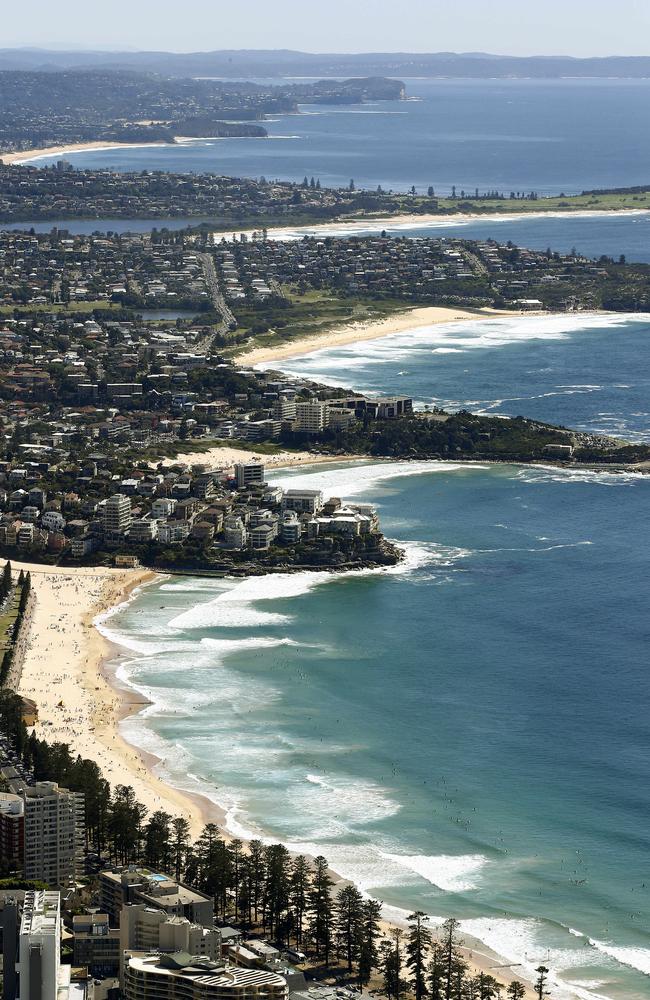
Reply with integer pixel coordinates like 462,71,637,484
1,140,171,165
236,305,519,366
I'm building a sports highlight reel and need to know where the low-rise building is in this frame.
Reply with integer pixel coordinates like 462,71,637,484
123,952,288,1000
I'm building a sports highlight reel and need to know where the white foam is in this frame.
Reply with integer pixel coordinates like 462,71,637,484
272,313,650,377
268,459,487,497
459,918,617,1000
590,941,650,977
219,210,650,243
379,852,489,892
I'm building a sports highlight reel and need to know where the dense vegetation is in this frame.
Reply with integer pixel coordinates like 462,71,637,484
281,411,650,466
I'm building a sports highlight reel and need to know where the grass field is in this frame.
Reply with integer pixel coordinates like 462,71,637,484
391,189,650,216
0,299,117,315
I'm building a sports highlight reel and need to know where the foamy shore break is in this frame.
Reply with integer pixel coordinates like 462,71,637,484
14,554,539,998
236,305,518,365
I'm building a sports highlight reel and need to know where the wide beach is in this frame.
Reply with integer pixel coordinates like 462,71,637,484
236,305,517,366
13,560,224,837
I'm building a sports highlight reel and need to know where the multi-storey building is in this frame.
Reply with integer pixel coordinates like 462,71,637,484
0,793,24,873
235,462,265,489
72,911,121,978
119,904,221,977
17,891,61,1000
21,782,84,887
99,867,213,929
123,953,288,1000
102,493,133,535
295,401,326,434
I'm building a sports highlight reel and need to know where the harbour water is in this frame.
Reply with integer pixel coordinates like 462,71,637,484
101,312,650,1000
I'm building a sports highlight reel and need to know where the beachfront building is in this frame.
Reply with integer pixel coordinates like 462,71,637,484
119,904,221,976
123,953,289,1000
235,462,265,489
0,793,24,873
102,493,133,535
281,489,324,515
99,866,213,928
223,515,248,550
295,402,327,435
17,890,61,1000
21,782,84,887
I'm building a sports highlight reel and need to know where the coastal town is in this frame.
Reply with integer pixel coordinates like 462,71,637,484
0,14,649,1000
0,224,647,571
0,71,405,157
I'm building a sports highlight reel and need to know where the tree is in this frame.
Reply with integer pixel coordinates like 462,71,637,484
406,911,432,1000
358,898,382,986
247,839,267,924
428,186,435,197
473,972,501,999
143,810,172,870
335,884,364,971
535,966,550,1000
439,918,462,1000
171,817,191,882
507,983,526,1000
380,930,404,1000
428,943,446,1000
289,855,311,946
263,843,291,940
308,855,334,963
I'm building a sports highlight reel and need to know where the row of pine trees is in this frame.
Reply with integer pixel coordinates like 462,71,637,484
0,678,545,1000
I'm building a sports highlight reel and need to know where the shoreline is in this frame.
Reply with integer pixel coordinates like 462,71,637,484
13,560,222,838
157,444,363,471
214,205,650,243
235,305,523,366
90,545,539,999
1,140,171,165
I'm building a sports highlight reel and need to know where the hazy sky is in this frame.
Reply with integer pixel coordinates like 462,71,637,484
3,0,650,57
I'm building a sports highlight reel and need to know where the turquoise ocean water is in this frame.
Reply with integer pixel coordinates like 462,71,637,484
50,78,650,998
100,312,650,1000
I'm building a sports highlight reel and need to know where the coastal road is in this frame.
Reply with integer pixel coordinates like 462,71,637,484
198,252,236,351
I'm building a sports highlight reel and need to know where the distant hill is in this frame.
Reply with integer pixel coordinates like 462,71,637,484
2,48,650,79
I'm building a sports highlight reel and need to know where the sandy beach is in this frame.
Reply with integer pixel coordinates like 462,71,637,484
159,444,358,471
236,305,515,366
213,205,650,244
13,560,221,837
1,140,170,165
10,553,535,994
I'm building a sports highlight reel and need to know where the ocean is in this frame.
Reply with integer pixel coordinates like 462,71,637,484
29,78,650,196
100,313,650,1000
55,77,650,998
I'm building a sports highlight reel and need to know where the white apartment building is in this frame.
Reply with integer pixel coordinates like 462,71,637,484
281,489,324,514
280,512,302,544
223,516,248,550
151,497,177,518
129,518,159,542
40,511,66,533
21,782,84,887
272,397,297,421
295,401,326,434
102,494,132,535
158,521,191,545
18,890,61,1000
120,904,221,977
